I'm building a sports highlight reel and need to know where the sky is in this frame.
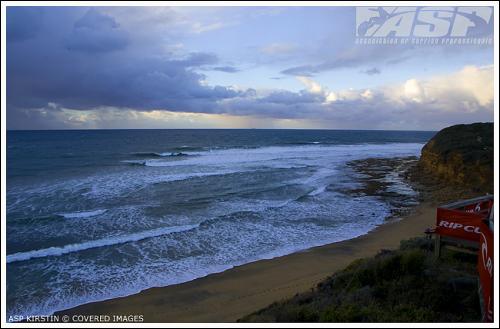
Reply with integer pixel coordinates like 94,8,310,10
5,5,495,130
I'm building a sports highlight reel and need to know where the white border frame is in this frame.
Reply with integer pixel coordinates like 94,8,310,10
1,1,498,328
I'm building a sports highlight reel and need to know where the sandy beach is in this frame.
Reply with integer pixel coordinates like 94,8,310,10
57,202,437,322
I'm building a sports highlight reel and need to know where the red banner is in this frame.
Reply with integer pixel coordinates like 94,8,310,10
478,221,494,322
435,207,484,242
455,199,493,216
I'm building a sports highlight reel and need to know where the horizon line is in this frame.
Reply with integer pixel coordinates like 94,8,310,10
6,127,442,132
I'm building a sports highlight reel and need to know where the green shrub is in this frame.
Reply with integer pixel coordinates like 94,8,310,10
240,237,481,323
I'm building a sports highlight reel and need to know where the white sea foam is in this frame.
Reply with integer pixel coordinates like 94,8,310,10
6,224,198,264
126,143,423,168
308,185,327,196
7,196,391,319
58,209,107,219
7,142,425,318
8,143,423,207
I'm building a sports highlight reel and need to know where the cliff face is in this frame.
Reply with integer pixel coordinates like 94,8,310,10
418,122,493,193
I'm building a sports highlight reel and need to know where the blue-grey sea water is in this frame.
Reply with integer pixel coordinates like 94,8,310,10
6,129,435,317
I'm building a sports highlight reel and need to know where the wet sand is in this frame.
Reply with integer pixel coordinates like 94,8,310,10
57,202,437,323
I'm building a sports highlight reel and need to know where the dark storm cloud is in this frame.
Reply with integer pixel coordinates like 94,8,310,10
177,52,219,67
6,7,248,123
7,7,44,43
64,9,129,53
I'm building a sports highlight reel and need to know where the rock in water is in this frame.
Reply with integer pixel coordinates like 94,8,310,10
418,122,493,193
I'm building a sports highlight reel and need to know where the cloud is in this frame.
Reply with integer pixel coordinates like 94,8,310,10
402,79,425,103
6,8,240,113
64,9,129,53
295,76,367,105
99,7,233,37
219,65,493,128
211,66,240,73
8,61,494,131
296,76,323,94
433,65,493,107
385,65,494,108
293,65,494,114
259,90,319,105
7,48,235,111
7,7,44,43
6,7,494,131
361,67,381,75
177,52,219,67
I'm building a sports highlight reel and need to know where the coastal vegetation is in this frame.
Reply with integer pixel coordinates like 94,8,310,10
240,237,481,322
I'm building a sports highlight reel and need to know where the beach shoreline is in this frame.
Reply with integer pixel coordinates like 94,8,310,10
56,201,438,323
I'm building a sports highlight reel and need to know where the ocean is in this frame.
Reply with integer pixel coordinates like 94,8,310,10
6,129,435,318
